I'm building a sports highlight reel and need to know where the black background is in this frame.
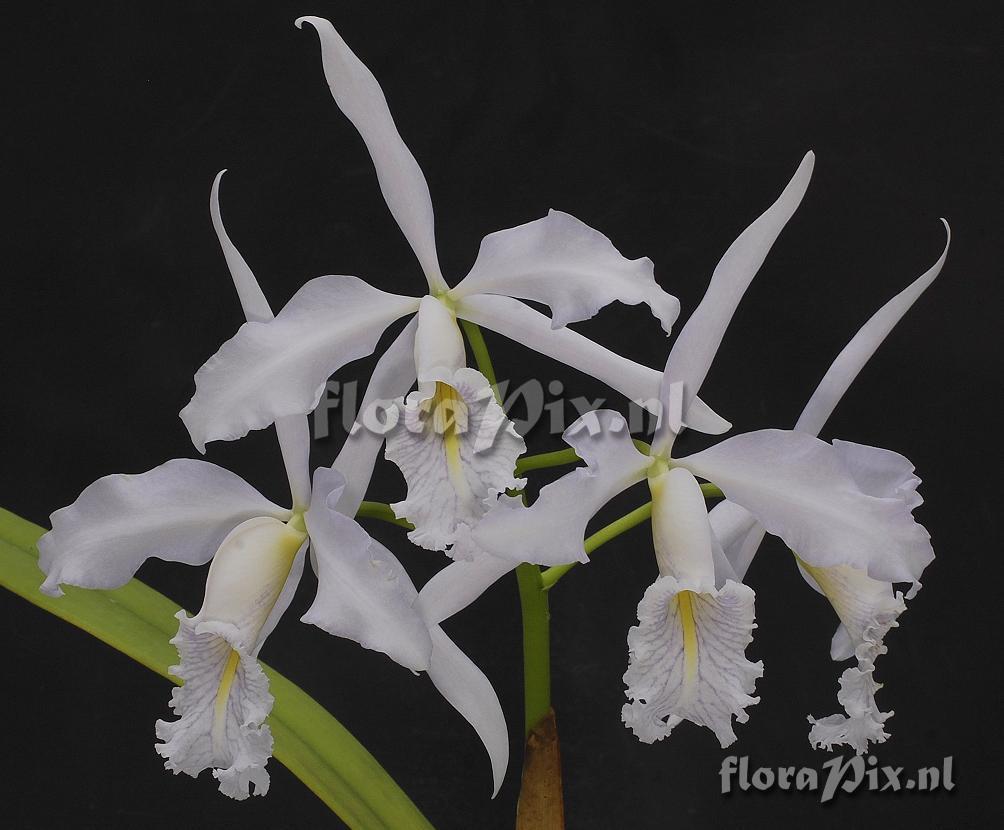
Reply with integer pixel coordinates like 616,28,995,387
1,2,1000,828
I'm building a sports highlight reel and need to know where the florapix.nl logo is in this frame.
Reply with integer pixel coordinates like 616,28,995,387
310,377,689,442
720,755,955,804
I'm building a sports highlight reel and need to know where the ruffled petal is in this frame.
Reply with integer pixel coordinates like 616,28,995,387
451,209,679,332
454,293,730,434
797,558,905,660
795,221,950,435
807,637,895,754
38,459,289,597
156,615,274,799
795,543,907,752
426,626,509,796
331,317,419,517
295,17,446,293
180,276,419,452
832,440,923,510
302,468,433,671
386,367,525,551
155,515,308,799
653,152,814,453
677,429,934,585
622,575,762,747
472,410,650,566
626,467,760,745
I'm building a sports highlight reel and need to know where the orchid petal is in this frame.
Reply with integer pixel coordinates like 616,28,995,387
274,416,313,512
677,429,934,585
255,542,309,653
414,295,466,384
194,516,308,649
832,439,923,510
416,550,516,626
795,439,927,599
295,16,446,293
331,317,419,517
830,624,855,662
414,496,522,624
710,535,739,588
210,170,273,324
796,221,951,435
706,224,945,577
622,575,762,747
472,410,650,566
648,467,717,592
210,171,312,508
427,626,509,797
625,467,760,746
155,515,307,799
180,276,419,452
684,396,733,436
386,367,525,550
797,558,906,660
302,468,433,671
452,209,679,332
653,152,814,452
707,225,946,576
454,293,730,434
707,444,925,584
38,459,289,597
707,499,764,580
650,467,738,587
157,614,274,799
808,636,895,753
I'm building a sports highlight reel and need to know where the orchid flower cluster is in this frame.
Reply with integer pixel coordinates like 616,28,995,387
36,16,948,804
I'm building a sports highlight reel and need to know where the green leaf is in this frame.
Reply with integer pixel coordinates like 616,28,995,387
0,507,435,830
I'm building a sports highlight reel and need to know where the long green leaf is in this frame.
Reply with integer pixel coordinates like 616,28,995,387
0,507,434,830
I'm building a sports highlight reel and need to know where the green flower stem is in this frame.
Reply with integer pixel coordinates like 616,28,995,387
460,320,555,740
459,319,500,396
356,500,414,530
516,440,653,476
699,482,725,499
515,447,581,476
515,562,552,736
540,502,653,591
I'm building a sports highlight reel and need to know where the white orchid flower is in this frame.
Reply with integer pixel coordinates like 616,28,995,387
35,173,508,798
708,222,949,753
432,151,936,749
179,15,730,553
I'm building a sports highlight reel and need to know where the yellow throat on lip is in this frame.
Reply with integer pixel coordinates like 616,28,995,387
424,381,474,499
676,590,700,697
